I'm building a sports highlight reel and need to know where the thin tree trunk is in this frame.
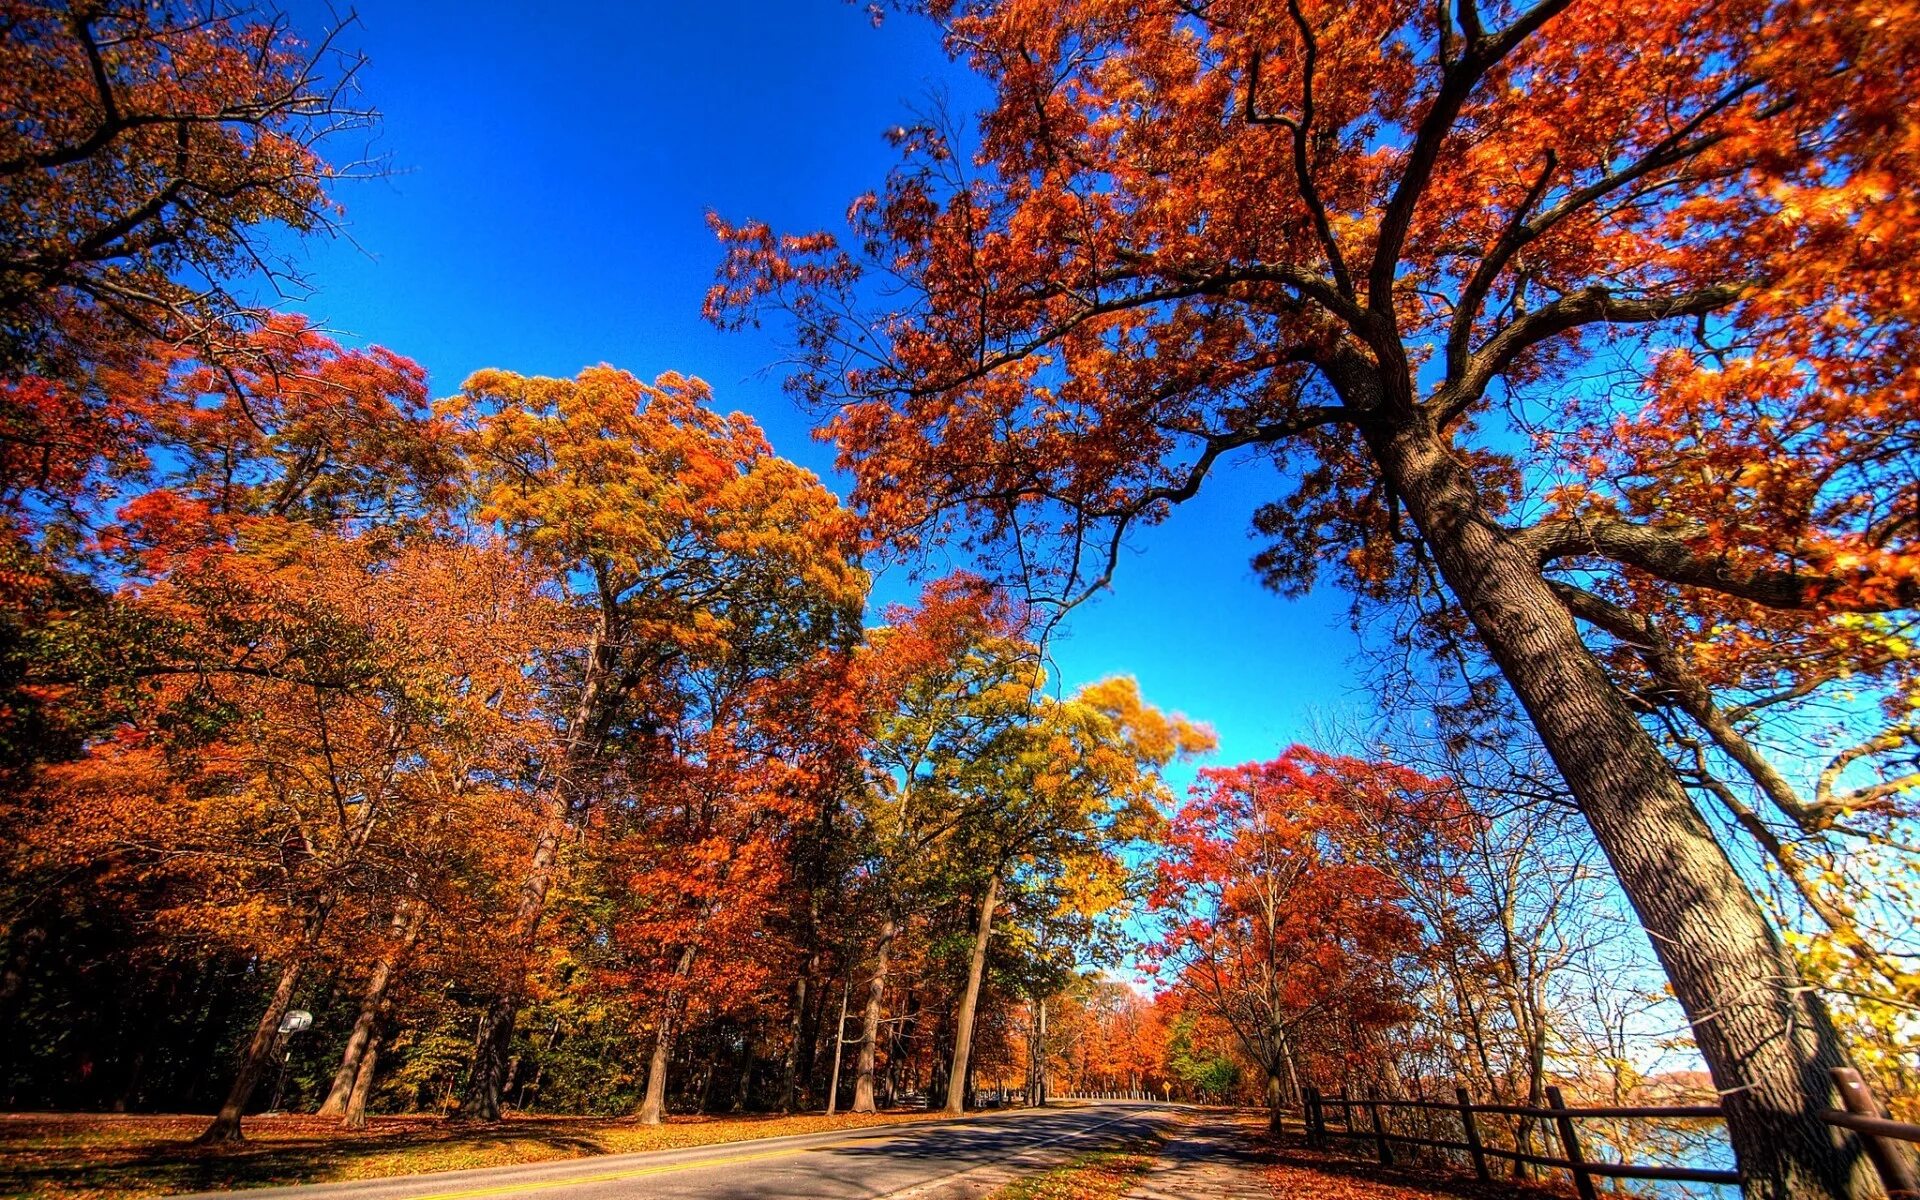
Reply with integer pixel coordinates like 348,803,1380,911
1031,997,1047,1106
638,945,698,1125
781,960,814,1112
827,979,851,1115
1277,1024,1304,1112
320,903,423,1117
195,955,304,1144
1368,415,1871,1200
342,1031,380,1130
943,874,999,1116
852,918,896,1114
461,617,620,1120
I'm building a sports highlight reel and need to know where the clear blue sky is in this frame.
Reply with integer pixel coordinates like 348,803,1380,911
286,0,1367,777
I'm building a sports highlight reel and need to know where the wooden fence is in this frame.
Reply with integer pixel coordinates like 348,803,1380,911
1301,1068,1920,1200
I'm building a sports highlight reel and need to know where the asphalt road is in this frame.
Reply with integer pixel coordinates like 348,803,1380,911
171,1102,1175,1200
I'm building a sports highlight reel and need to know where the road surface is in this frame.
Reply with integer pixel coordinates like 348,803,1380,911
172,1102,1174,1200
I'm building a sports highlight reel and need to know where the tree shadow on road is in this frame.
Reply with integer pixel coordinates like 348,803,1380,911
0,1109,929,1199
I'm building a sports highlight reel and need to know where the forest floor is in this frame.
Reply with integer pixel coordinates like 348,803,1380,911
0,1108,941,1199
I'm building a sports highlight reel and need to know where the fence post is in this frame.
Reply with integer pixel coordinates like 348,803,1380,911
1304,1086,1321,1148
1456,1086,1489,1181
1368,1087,1394,1166
1832,1067,1920,1199
1545,1086,1597,1200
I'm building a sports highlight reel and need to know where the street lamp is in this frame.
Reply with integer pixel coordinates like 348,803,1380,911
266,1009,314,1115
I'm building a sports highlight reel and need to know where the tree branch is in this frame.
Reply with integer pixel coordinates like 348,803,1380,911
1368,0,1578,314
1436,284,1744,424
1523,515,1915,611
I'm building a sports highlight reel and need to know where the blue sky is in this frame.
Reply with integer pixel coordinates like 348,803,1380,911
284,0,1367,778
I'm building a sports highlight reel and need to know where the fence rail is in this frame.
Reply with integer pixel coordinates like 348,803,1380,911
1301,1068,1920,1200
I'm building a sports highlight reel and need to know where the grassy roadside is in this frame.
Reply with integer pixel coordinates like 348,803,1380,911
987,1142,1160,1200
0,1109,941,1200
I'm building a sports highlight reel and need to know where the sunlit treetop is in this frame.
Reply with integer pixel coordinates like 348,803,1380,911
713,0,1920,618
448,366,869,668
0,0,371,368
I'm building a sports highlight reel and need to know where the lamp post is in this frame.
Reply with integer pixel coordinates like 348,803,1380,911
266,1009,313,1115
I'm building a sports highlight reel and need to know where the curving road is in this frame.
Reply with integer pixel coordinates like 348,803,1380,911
171,1102,1175,1200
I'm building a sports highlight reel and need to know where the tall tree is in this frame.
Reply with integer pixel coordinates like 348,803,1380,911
446,367,865,1119
1152,747,1459,1129
851,576,1209,1115
709,2,1919,1191
1,0,371,581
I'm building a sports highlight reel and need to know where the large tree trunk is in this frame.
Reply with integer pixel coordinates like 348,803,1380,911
942,874,999,1117
320,902,423,1117
342,1030,381,1130
1368,415,1871,1200
636,1021,675,1125
852,918,895,1114
195,955,304,1144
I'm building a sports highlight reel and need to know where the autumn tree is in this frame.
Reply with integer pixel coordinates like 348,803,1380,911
1151,748,1458,1129
14,533,555,1142
710,1,1920,1190
600,644,865,1124
445,366,865,1120
1038,976,1168,1099
0,0,369,366
0,0,373,615
847,575,1207,1114
843,575,1031,1112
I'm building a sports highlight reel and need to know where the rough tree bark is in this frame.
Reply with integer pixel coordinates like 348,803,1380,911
319,902,423,1118
851,917,895,1114
195,956,304,1144
342,1031,380,1130
1364,409,1872,1200
942,874,999,1117
636,1022,674,1126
